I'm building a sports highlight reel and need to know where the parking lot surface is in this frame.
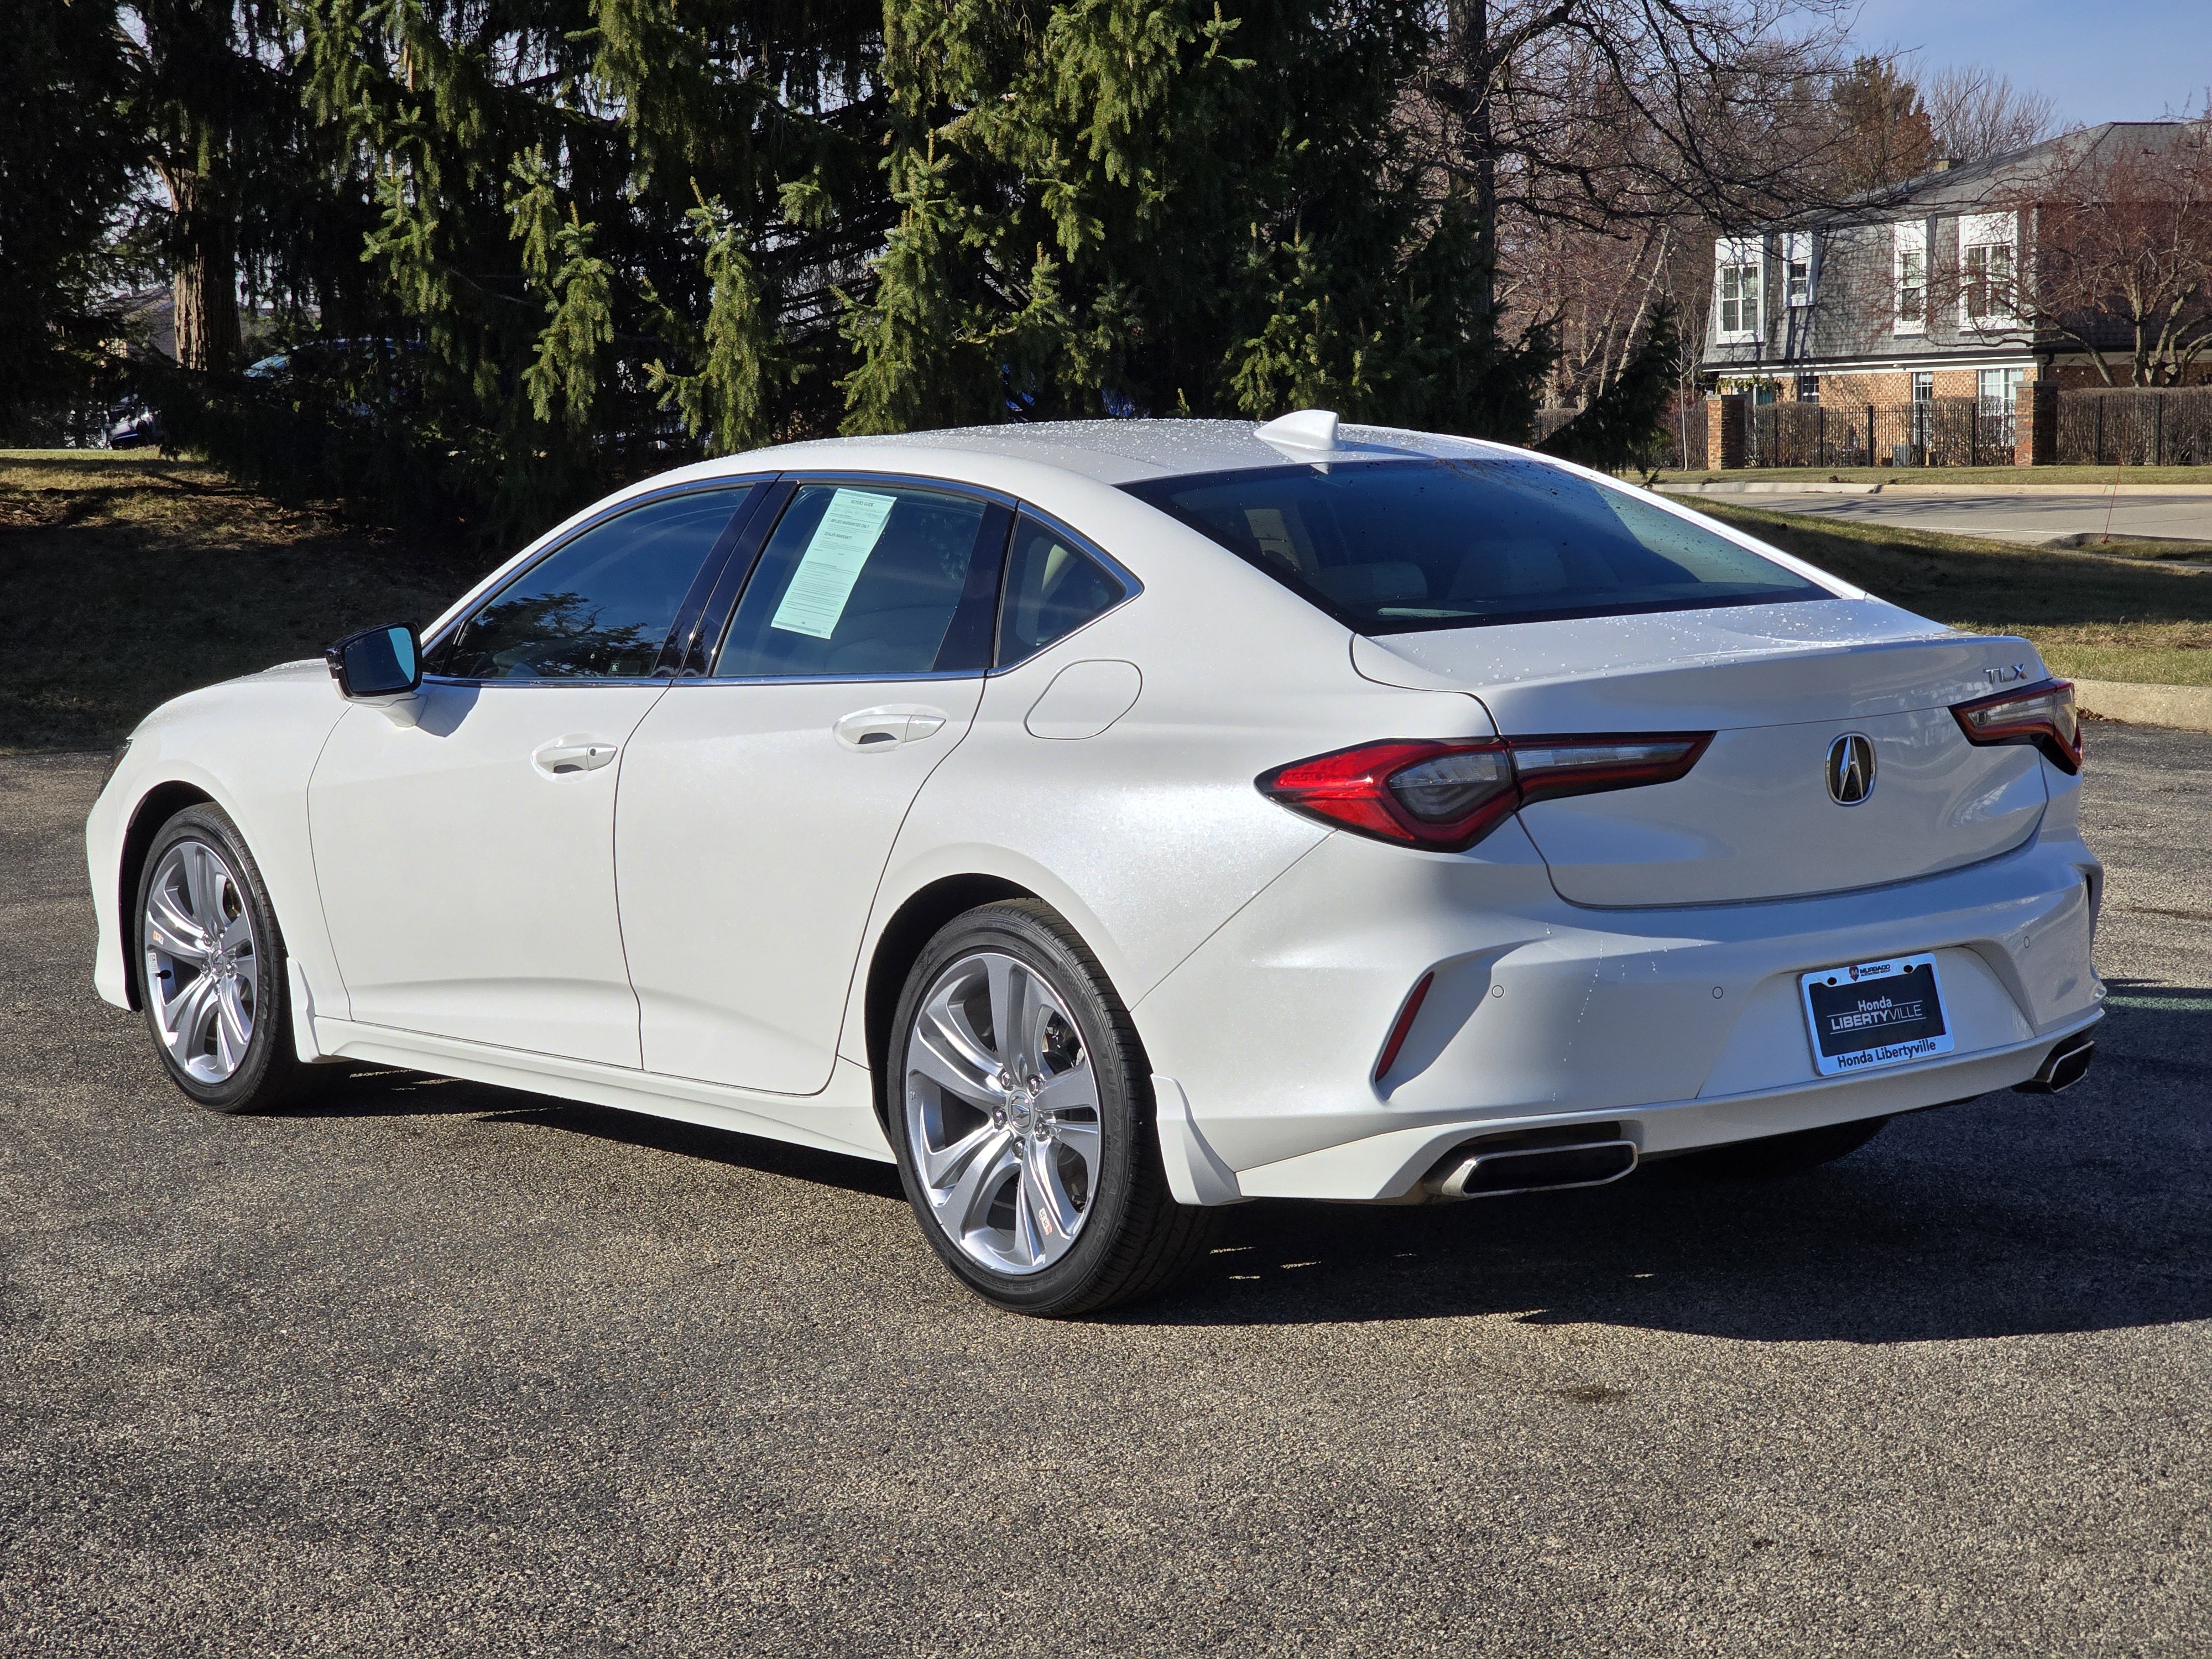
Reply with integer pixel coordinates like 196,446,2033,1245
3,723,2209,1656
1710,488,2212,549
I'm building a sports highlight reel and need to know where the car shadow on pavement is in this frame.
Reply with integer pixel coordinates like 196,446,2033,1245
276,1063,912,1200
1139,992,2212,1344
274,996,2209,1346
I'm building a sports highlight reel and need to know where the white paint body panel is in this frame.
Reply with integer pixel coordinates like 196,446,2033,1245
614,674,983,1094
86,419,2103,1212
307,681,666,1066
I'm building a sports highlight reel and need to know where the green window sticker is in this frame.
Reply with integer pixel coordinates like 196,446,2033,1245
770,488,898,639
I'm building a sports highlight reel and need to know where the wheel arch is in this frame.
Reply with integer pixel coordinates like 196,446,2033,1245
862,874,1035,1127
115,781,217,1010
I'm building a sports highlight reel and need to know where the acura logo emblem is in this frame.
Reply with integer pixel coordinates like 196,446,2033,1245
1827,734,1876,805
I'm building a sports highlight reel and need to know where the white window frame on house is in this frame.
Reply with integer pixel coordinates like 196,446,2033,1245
1894,220,1928,335
1783,232,1817,308
1979,366,2027,445
1960,211,2017,328
1714,236,1762,343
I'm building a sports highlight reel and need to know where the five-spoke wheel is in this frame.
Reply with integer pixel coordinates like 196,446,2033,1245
134,804,316,1113
887,900,1215,1316
905,950,1104,1275
144,838,259,1084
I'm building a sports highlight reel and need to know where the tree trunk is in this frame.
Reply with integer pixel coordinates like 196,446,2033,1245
161,165,241,373
1447,0,1498,325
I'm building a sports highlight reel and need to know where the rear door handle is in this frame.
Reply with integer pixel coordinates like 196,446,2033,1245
833,706,949,751
533,735,619,775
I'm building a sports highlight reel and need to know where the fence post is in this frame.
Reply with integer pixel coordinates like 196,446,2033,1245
1708,394,1747,469
1817,404,1827,467
2096,397,2105,466
2016,382,2057,466
1867,404,1877,467
2155,395,2164,467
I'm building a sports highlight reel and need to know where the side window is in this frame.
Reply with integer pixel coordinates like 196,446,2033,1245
997,514,1128,667
432,490,742,681
714,483,1006,679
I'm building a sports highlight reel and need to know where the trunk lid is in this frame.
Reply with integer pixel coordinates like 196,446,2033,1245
1352,599,2051,906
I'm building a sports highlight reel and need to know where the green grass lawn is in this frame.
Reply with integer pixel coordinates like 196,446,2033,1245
6,453,2209,752
1646,465,2212,488
1,455,490,750
1696,500,2212,687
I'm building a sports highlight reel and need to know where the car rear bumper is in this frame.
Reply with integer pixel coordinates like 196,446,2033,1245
1133,816,2103,1204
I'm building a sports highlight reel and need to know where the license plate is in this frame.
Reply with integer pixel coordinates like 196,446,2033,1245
1799,954,1953,1076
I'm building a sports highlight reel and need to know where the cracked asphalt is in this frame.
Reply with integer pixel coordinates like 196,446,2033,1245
3,722,2208,1656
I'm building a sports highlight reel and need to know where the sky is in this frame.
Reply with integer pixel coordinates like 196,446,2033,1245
1843,0,2210,128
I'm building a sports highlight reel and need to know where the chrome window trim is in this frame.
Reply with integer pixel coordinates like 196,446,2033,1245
670,669,985,690
421,475,774,680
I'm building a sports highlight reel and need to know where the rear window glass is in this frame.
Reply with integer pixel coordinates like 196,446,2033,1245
1122,458,1825,633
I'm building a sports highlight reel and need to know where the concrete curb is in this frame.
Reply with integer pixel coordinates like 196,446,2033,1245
2074,678,2212,734
1658,481,2212,498
1659,481,1882,495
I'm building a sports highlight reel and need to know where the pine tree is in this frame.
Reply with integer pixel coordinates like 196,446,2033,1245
0,1,137,440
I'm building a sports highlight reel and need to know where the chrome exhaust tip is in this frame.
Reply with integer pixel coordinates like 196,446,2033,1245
1422,1125,1639,1201
2015,1031,2096,1095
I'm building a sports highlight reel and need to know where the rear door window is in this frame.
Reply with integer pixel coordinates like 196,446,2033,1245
714,483,1009,679
1123,458,1825,633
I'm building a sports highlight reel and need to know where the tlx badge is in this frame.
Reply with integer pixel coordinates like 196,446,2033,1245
1986,663,2031,685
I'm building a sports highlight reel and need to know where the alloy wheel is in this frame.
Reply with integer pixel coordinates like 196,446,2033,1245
143,839,258,1084
903,950,1103,1276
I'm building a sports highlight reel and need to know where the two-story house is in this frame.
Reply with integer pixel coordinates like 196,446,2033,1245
1697,122,2204,447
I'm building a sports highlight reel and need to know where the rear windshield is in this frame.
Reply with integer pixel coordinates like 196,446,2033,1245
1122,458,1827,633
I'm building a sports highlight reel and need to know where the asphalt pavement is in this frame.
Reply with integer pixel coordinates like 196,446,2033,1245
1702,488,2212,549
3,726,2209,1656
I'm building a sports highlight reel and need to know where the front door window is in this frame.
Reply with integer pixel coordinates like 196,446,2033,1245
432,489,748,681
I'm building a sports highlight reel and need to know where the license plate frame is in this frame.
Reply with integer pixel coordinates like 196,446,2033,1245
1799,954,1954,1077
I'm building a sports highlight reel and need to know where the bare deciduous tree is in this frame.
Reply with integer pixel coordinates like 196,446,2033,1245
1922,64,2057,164
1415,0,1856,328
1957,122,2212,385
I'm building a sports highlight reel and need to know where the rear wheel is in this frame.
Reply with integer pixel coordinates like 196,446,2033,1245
1674,1115,1890,1180
134,805,321,1114
886,900,1214,1316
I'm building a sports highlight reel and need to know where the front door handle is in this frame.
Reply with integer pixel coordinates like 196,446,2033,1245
833,706,950,751
533,735,619,775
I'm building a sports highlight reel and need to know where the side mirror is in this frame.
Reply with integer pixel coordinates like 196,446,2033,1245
326,623,422,700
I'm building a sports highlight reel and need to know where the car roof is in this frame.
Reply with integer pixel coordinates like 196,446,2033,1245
718,416,1525,487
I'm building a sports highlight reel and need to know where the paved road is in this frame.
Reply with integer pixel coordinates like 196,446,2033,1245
1698,489,2212,549
4,728,2209,1656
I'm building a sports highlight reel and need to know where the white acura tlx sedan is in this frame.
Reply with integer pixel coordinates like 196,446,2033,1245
86,413,2103,1313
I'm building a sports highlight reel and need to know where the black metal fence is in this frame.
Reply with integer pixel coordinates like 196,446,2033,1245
2053,387,2212,466
1744,398,2022,469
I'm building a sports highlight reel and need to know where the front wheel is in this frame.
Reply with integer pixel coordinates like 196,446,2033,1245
134,804,321,1114
886,900,1214,1316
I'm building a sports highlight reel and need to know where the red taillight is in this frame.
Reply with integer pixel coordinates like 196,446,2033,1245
1950,679,2081,774
1256,732,1713,853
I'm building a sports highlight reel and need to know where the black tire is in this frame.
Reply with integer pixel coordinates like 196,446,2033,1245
885,899,1216,1317
1673,1115,1890,1181
133,804,324,1114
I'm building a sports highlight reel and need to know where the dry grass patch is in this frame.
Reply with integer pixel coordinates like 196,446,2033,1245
1,455,490,750
1697,500,2212,687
